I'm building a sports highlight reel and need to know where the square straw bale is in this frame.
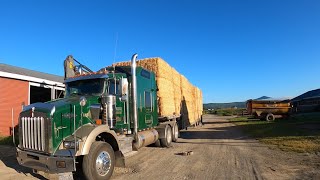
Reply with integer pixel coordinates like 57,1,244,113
113,57,203,120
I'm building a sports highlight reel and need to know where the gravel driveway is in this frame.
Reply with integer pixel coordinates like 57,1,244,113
1,114,319,180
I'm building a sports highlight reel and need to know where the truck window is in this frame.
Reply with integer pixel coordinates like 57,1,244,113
108,80,120,95
141,69,150,79
145,91,152,112
66,79,104,96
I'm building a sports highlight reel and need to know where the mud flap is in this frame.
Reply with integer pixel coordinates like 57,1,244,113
115,151,125,167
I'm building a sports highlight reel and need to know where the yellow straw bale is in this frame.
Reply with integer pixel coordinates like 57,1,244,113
158,96,175,116
113,57,202,120
156,77,174,98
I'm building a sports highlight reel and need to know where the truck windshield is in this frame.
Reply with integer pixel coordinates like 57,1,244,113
107,79,120,95
66,79,104,96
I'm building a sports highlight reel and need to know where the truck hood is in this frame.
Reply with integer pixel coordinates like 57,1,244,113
22,95,100,153
22,95,99,118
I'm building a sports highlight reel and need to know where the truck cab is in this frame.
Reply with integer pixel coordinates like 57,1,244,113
16,54,178,180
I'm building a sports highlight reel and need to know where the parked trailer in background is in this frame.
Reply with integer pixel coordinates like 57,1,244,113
246,98,291,121
16,54,203,180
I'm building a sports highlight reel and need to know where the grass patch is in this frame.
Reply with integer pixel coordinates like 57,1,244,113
261,136,320,152
206,108,246,116
230,115,320,153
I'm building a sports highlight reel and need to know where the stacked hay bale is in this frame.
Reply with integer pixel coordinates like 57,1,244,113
180,75,195,126
113,57,202,125
171,67,182,115
194,87,203,122
199,90,203,118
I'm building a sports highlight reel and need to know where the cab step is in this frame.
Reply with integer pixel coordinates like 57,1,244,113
118,136,134,155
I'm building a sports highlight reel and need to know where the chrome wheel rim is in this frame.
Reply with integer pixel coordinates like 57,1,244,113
167,128,172,143
96,151,111,176
174,125,179,139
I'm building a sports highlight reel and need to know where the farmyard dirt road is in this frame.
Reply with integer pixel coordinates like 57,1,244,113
112,115,320,180
0,114,319,180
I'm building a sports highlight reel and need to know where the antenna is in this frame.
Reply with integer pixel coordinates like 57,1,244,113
113,33,118,94
113,32,119,68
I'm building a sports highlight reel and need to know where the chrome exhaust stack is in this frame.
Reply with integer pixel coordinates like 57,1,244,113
131,53,139,141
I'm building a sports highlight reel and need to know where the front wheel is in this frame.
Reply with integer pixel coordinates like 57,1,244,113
82,141,115,180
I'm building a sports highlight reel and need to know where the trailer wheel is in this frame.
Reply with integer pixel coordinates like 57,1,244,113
83,141,115,180
160,125,172,147
266,113,275,121
172,123,179,142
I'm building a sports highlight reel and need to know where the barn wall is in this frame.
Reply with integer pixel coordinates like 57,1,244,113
0,77,28,136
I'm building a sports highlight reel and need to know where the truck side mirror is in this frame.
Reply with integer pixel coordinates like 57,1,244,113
120,78,128,101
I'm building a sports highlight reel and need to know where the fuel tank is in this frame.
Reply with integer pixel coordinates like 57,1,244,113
134,129,159,149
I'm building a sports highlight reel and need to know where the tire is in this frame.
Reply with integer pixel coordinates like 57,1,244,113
160,125,172,147
82,141,115,180
172,123,179,142
259,113,266,121
266,113,275,121
154,139,161,147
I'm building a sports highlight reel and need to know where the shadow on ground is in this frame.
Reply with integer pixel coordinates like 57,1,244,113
0,145,48,179
179,125,250,140
180,115,320,142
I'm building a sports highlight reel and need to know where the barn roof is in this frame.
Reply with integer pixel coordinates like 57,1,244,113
291,88,320,102
0,63,64,85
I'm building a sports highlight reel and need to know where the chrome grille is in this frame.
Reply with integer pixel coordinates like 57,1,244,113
21,117,45,151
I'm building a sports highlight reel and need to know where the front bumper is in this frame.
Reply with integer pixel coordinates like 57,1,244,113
16,148,75,173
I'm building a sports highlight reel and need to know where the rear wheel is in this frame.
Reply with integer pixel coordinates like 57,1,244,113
172,123,179,142
154,139,161,147
160,125,172,147
82,141,115,180
266,113,275,121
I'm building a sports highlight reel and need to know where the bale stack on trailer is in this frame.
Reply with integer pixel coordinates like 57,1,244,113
194,87,203,122
180,75,195,126
113,57,203,128
171,67,182,115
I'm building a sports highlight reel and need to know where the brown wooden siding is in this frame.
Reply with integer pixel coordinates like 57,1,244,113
0,77,28,136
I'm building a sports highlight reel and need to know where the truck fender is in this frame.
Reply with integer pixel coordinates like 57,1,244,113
76,124,120,156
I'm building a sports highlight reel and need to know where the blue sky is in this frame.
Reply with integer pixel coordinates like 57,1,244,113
1,0,320,103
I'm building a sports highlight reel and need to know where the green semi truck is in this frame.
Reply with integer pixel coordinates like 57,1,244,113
16,54,201,179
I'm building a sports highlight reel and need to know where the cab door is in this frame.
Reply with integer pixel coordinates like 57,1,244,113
144,91,153,127
108,78,126,130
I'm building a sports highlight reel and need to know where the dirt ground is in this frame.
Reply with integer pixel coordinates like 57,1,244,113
1,114,319,180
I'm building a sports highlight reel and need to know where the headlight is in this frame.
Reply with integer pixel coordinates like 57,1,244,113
63,141,79,149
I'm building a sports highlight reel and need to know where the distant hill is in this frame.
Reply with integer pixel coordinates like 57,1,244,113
203,102,246,109
203,96,270,109
255,96,271,100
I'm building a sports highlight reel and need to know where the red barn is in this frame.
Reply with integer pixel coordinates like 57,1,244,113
0,64,64,136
